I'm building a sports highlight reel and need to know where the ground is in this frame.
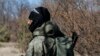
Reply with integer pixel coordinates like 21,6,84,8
0,42,25,56
0,42,81,56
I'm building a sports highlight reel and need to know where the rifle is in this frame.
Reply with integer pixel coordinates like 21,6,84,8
71,32,79,49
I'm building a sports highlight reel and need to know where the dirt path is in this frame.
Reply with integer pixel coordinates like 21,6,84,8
0,42,25,56
0,42,81,56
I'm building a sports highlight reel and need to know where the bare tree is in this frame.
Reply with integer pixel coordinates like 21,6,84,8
43,0,100,56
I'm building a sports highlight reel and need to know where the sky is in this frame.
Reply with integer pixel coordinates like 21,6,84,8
0,0,99,20
0,0,43,20
76,0,100,12
84,0,100,12
28,0,43,9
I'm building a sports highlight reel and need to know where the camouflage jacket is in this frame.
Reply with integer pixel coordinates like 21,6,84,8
33,21,64,37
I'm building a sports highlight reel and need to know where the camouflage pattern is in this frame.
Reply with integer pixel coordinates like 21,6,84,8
26,36,45,56
26,23,46,56
26,21,74,56
56,37,74,56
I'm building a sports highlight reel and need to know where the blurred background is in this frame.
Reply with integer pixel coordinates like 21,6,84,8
0,0,100,56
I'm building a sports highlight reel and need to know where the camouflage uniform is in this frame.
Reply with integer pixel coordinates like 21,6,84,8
44,21,74,56
25,6,78,56
26,21,75,56
26,22,45,56
26,6,79,56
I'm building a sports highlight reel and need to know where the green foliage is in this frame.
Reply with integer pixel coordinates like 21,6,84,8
0,24,10,42
16,19,32,51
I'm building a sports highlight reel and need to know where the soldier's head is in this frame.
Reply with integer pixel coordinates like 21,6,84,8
27,7,50,32
27,7,50,25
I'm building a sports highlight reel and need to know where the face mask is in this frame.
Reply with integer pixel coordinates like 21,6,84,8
28,11,44,32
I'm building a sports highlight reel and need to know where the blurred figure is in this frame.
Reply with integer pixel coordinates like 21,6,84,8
26,7,78,56
26,7,51,56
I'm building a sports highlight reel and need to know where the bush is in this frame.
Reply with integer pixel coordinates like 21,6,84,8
17,19,32,51
0,24,10,42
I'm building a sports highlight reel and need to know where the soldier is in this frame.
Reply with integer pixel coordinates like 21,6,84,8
26,7,50,56
26,7,78,56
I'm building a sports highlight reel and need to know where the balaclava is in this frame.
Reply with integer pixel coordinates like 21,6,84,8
28,7,50,32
